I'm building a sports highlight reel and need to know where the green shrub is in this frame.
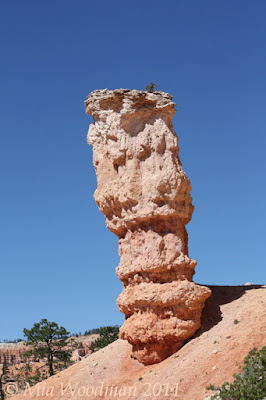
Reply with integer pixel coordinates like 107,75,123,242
145,82,158,93
207,346,266,400
89,326,119,352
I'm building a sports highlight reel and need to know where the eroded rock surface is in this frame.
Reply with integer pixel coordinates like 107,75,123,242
85,89,211,364
0,343,27,365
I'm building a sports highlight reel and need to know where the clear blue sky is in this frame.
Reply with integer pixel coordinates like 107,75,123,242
0,0,265,341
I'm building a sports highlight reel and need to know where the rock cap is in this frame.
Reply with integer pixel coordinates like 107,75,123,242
85,88,176,119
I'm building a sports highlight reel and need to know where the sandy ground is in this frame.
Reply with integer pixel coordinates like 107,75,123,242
11,285,265,400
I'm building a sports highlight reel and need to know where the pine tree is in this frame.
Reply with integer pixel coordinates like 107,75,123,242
23,319,76,377
89,326,119,352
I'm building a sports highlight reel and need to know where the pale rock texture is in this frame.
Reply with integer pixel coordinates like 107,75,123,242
85,89,211,365
0,336,97,366
0,343,28,365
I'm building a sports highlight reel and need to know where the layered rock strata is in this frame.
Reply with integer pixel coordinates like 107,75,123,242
85,89,211,365
0,343,34,365
0,337,96,366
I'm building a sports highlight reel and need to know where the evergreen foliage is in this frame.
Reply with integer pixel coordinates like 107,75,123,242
89,326,119,352
23,319,76,377
207,347,266,400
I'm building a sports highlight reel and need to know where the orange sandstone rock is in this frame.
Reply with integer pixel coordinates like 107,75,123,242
85,89,211,365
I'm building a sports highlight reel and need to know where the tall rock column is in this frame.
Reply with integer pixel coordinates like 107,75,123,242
85,89,211,365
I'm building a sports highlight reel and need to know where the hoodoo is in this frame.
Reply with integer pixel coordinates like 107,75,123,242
85,89,211,365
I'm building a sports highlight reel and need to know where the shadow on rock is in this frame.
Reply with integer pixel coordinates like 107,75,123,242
196,284,265,335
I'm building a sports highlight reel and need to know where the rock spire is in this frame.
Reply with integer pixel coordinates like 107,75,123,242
85,89,211,365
